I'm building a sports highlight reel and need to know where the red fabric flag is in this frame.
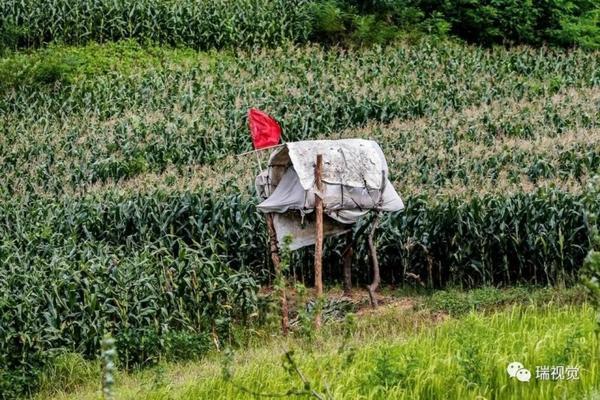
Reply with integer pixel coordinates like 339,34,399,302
248,108,282,150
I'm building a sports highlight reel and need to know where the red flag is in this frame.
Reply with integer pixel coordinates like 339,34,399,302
248,108,281,150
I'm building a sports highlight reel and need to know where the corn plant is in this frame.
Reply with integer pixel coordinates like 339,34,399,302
581,177,600,333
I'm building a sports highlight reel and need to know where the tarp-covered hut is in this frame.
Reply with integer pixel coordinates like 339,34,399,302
255,139,403,250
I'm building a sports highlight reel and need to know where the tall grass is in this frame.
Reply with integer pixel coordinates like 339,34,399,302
188,306,599,400
37,304,600,400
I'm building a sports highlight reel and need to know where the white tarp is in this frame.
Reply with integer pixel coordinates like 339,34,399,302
272,213,351,251
255,139,404,249
283,139,388,189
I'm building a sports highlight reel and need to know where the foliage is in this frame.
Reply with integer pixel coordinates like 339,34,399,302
1,41,597,192
0,40,200,92
308,1,407,45
309,0,600,48
581,177,600,332
424,286,587,316
0,0,313,51
38,304,600,399
0,37,598,398
0,0,598,49
372,190,597,287
0,236,260,398
540,0,600,49
38,353,100,396
222,349,332,399
0,40,598,397
1,187,596,396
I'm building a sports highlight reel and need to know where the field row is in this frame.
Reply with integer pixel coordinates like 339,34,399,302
0,0,312,50
11,85,594,201
1,186,597,393
2,0,599,52
1,42,598,197
2,187,596,287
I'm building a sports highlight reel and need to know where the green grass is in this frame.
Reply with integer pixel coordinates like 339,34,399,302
423,285,589,316
37,301,599,400
0,40,206,91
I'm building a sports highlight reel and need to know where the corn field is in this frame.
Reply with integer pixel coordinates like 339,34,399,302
1,41,598,194
0,39,599,397
0,0,313,50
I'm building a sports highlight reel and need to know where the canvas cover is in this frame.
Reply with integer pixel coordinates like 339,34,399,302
271,212,351,251
255,139,404,249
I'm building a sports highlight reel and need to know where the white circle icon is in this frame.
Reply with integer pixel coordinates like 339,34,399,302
507,361,531,382
507,361,524,378
516,368,531,382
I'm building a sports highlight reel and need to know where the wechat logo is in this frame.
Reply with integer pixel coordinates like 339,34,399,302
507,361,531,382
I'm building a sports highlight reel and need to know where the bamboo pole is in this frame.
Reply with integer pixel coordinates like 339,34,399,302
266,213,289,335
314,154,324,329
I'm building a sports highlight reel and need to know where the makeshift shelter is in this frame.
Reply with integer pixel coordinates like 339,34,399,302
255,139,404,250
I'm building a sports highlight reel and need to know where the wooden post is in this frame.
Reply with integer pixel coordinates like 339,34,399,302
314,154,324,329
266,213,289,335
342,231,353,296
367,212,381,308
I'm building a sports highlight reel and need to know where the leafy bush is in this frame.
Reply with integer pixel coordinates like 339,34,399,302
429,0,600,48
541,0,600,49
308,0,421,45
308,0,599,47
436,0,540,45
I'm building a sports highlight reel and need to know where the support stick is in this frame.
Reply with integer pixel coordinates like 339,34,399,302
236,143,285,157
367,212,381,308
266,213,289,335
255,151,263,172
342,231,353,296
314,154,324,329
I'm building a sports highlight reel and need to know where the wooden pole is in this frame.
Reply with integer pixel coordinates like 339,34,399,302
314,154,324,329
367,212,381,308
266,213,289,335
342,231,353,296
